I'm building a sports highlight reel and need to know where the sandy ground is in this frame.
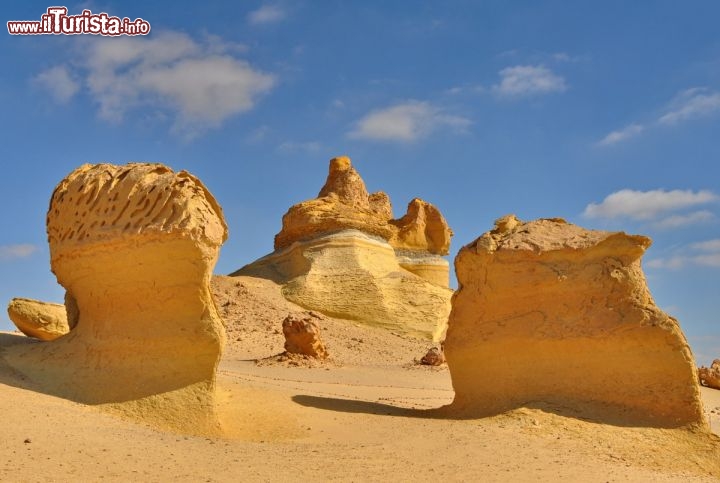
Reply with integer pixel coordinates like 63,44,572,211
1,275,719,482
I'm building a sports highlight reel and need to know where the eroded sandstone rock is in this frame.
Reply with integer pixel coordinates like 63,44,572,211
4,163,228,434
238,230,451,340
444,215,706,427
699,360,720,390
274,156,452,265
7,298,72,341
235,156,453,340
282,312,328,359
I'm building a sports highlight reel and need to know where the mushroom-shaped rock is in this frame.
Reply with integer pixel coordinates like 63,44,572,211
444,215,707,428
4,163,228,433
7,298,72,341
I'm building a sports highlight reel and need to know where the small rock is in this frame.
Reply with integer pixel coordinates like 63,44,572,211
282,312,328,359
421,346,445,366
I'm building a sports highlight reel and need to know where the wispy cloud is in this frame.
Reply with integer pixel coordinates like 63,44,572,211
583,189,717,220
597,87,720,145
595,123,644,147
38,31,275,139
247,5,287,25
658,88,720,125
444,84,485,96
348,100,470,142
551,52,590,63
647,238,720,270
493,65,566,97
0,244,37,260
277,141,323,153
691,239,720,252
650,210,715,229
33,65,79,103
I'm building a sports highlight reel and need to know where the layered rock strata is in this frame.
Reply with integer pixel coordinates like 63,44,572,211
444,215,706,427
235,156,453,340
273,156,452,285
4,163,228,433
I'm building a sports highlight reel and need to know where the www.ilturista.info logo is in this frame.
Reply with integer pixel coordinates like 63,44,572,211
7,7,150,36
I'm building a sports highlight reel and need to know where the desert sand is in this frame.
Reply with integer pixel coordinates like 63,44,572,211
1,274,719,482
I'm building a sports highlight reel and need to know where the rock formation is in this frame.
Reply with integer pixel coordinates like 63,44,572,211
420,346,445,366
3,163,227,433
7,298,73,341
282,312,328,359
699,360,720,390
234,156,453,340
444,215,707,427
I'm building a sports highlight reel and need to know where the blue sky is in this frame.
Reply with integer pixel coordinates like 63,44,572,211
1,1,718,364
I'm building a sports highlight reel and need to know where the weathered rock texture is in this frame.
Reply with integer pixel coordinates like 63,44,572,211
420,346,445,366
444,215,706,427
273,156,452,286
7,298,73,341
4,163,228,433
282,312,328,359
699,360,720,390
235,156,453,340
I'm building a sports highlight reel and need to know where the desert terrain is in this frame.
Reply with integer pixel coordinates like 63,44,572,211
1,274,719,482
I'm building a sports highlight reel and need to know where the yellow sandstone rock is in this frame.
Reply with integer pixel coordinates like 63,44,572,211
239,230,451,340
4,163,228,434
235,156,453,340
699,359,720,390
444,215,707,428
7,298,72,341
274,156,453,259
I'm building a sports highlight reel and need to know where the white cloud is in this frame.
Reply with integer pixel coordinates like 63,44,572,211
595,123,644,147
597,87,720,144
647,238,720,270
135,56,274,125
33,66,79,103
583,189,718,220
47,31,275,138
348,101,470,142
658,88,720,125
691,239,720,252
493,65,566,97
247,5,287,25
0,244,37,260
692,252,720,267
650,210,715,229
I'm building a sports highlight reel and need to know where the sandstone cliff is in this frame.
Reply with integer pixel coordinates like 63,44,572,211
235,156,453,339
444,215,706,427
3,163,228,434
